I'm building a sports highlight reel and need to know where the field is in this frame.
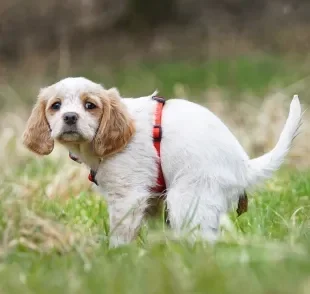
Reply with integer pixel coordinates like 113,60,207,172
1,54,310,293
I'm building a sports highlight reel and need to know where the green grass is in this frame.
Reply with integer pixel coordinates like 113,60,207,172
2,54,309,111
1,158,310,294
58,55,310,100
102,55,305,98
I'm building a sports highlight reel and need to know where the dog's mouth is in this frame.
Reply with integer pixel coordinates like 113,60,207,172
58,131,86,143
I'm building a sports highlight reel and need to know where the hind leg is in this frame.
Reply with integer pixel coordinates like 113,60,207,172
165,181,230,243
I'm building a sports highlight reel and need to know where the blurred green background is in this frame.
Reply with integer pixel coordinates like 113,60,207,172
1,0,310,108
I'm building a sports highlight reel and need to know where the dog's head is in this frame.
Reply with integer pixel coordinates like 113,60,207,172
22,77,135,157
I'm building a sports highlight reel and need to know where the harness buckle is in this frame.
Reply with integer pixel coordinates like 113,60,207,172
153,124,162,142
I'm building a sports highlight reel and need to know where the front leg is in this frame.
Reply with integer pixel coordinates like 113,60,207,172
107,189,150,248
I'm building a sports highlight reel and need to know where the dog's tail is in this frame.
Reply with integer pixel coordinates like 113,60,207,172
246,95,302,188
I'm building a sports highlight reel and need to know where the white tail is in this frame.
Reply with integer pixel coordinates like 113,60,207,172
246,95,302,187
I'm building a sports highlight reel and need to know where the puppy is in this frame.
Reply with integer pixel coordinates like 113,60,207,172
22,77,302,247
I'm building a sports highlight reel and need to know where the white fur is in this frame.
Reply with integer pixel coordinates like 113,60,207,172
42,78,104,143
39,77,302,247
246,95,302,186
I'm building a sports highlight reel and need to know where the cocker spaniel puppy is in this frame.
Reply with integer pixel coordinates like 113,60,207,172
22,77,302,247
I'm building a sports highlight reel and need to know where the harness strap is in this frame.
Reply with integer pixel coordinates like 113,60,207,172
69,152,98,185
69,152,82,164
151,96,166,193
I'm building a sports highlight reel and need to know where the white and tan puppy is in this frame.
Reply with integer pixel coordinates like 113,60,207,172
22,77,302,247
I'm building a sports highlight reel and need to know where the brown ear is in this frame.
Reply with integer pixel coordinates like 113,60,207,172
93,88,135,157
22,98,54,155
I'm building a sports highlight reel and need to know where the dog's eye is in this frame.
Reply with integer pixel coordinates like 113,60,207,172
51,102,61,110
85,102,97,110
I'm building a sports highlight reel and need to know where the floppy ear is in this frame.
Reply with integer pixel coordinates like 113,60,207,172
93,88,135,158
22,98,54,155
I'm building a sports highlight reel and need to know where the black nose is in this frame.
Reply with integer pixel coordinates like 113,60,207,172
63,112,78,125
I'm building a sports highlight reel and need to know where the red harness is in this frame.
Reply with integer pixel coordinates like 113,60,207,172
69,95,166,192
150,96,166,193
